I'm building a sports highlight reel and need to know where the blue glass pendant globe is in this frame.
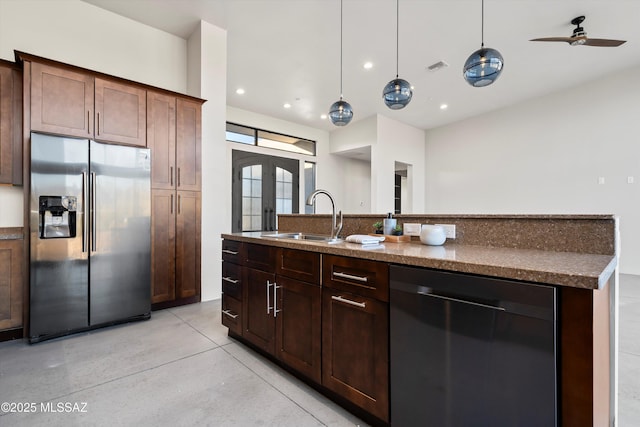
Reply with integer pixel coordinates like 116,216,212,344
329,99,353,126
463,47,504,87
383,78,412,109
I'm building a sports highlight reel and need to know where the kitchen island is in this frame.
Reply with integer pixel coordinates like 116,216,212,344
221,214,618,427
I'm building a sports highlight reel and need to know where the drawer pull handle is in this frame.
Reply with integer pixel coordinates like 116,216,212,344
331,295,366,308
222,249,239,255
266,280,274,314
222,309,238,319
333,271,368,283
222,277,239,284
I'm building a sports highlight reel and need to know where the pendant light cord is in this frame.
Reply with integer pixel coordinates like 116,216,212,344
395,0,399,78
481,0,484,48
339,0,344,99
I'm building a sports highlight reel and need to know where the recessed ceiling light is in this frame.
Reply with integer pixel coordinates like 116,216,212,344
363,62,373,70
236,88,245,95
283,103,291,109
440,104,448,110
320,114,327,120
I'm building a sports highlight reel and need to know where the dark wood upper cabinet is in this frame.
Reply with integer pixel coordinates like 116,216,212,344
147,91,176,190
0,61,22,185
176,98,201,192
94,78,146,147
30,61,94,138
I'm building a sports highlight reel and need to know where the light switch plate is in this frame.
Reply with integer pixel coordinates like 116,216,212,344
403,223,421,236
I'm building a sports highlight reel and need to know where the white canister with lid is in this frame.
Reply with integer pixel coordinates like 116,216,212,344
420,224,446,246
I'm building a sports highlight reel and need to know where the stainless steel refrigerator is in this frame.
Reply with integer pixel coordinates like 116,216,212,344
29,132,151,343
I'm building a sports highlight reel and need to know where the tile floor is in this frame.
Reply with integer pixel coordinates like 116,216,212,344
0,274,638,426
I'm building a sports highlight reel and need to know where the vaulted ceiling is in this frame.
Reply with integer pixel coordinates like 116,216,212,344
83,0,640,131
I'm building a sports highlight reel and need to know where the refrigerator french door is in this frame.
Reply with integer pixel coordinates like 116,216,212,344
30,133,151,343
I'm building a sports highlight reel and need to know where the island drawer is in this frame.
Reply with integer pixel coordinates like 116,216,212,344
245,243,276,272
276,248,320,284
323,254,389,302
221,295,242,336
222,240,244,264
222,262,242,300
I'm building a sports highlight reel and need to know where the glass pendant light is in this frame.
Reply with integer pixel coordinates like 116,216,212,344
463,0,504,87
329,0,353,126
383,0,412,109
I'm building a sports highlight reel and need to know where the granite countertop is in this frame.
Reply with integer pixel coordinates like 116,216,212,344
222,232,617,290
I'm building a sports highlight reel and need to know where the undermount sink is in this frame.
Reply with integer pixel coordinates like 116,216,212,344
261,232,342,243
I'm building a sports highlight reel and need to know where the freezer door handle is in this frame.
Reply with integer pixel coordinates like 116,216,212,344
82,172,88,252
91,172,97,252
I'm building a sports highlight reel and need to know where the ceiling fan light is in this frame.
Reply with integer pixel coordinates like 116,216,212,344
329,99,353,126
463,47,504,87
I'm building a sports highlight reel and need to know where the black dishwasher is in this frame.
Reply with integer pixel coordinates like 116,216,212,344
390,265,557,427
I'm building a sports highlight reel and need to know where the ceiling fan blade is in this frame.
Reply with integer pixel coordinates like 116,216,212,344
583,38,627,47
529,37,573,43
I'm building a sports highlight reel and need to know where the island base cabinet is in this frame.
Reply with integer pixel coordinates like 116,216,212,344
276,276,321,383
243,267,276,355
321,288,389,423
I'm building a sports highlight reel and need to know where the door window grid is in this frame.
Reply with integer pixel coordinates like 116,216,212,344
275,167,293,216
242,165,262,231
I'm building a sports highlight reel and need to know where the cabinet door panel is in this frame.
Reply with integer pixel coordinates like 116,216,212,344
31,62,94,137
322,288,389,422
95,78,146,147
276,276,321,383
151,190,176,304
176,98,201,191
243,268,276,354
176,191,201,299
0,239,23,330
147,92,176,189
0,65,13,183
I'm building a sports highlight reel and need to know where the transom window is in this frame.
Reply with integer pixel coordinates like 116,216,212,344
226,122,316,156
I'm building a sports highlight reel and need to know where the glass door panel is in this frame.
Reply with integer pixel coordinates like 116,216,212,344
232,151,299,233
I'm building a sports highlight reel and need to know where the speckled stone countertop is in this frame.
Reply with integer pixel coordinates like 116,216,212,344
222,232,617,290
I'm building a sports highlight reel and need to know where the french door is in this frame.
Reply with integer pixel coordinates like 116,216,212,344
232,150,299,232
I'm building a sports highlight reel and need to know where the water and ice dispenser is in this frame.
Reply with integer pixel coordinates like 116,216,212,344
39,196,77,239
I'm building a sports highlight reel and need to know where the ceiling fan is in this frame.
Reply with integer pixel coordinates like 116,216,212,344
530,16,626,47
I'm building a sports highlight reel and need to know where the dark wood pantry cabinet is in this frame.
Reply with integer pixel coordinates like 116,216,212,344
148,90,203,309
0,60,22,185
16,52,205,319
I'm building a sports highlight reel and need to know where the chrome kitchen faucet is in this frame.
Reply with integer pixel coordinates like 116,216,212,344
306,189,343,242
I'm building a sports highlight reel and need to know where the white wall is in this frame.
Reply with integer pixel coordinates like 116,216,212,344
0,0,189,228
0,0,228,299
376,115,425,214
188,22,227,301
342,158,371,214
425,65,640,274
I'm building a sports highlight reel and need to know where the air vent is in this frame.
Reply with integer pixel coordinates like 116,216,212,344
427,61,449,72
